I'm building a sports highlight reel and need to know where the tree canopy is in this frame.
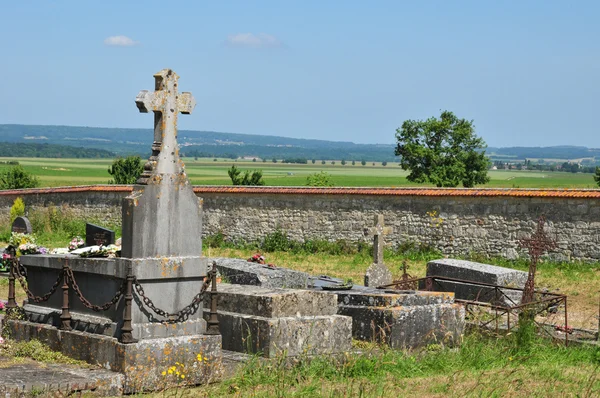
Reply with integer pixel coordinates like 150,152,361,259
595,167,600,187
0,165,40,190
394,111,490,188
228,165,265,186
107,156,144,184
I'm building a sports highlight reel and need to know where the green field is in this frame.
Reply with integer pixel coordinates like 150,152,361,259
0,157,598,188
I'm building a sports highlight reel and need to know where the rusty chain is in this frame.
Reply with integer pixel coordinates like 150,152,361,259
13,259,63,303
66,267,125,312
133,276,211,323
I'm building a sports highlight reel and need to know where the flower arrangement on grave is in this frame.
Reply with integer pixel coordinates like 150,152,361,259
69,236,85,251
78,244,120,258
0,252,11,272
248,253,266,264
5,232,47,257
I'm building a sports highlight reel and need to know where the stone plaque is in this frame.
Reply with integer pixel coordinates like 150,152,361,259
85,223,115,247
11,216,32,234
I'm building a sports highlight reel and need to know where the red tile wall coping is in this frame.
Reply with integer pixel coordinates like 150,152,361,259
0,185,599,198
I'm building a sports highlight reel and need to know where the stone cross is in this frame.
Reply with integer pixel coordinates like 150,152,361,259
135,69,196,184
365,214,393,265
363,214,393,287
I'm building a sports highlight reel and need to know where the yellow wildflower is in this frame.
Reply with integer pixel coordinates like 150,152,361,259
161,371,167,376
168,369,173,375
181,375,185,379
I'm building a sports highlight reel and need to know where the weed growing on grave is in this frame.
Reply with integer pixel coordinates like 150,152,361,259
0,339,86,365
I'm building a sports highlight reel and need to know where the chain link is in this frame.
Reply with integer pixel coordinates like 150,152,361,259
66,267,125,312
13,259,63,303
133,276,211,323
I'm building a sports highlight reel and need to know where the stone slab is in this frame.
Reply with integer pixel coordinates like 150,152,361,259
338,303,465,348
6,320,222,393
426,258,527,287
206,310,352,357
0,357,124,397
207,283,338,317
336,289,455,307
211,257,310,289
20,255,208,280
419,279,522,307
425,258,527,306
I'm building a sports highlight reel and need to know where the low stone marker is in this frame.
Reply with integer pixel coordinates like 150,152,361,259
425,258,528,306
85,223,115,247
336,288,465,348
212,257,310,289
204,284,352,357
11,216,32,234
364,214,393,287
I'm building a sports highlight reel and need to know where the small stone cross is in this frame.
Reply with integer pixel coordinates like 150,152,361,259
365,214,393,265
135,69,196,183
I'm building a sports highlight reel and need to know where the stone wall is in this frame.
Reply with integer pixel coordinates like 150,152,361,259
1,186,599,261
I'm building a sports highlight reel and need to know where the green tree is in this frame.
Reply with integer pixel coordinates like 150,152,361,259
382,161,387,166
228,165,265,186
306,171,334,187
272,158,277,163
361,160,366,166
311,159,316,164
0,165,40,190
394,111,490,187
595,167,600,187
321,160,326,165
352,160,356,166
341,159,346,166
108,156,144,184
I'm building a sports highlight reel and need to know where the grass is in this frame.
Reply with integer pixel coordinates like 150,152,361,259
1,157,599,188
147,332,600,397
0,339,87,367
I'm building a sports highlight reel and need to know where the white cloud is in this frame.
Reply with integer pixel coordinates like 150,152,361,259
225,33,283,49
104,35,138,47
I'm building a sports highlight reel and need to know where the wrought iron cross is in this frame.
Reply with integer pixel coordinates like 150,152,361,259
135,69,196,183
365,214,393,265
518,216,557,305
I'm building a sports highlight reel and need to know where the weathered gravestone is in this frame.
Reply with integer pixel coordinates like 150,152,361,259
9,69,221,393
210,257,310,288
85,223,115,247
11,216,32,234
424,258,528,306
364,214,393,287
204,283,352,357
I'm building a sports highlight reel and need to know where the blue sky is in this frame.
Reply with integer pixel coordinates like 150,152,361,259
1,1,598,147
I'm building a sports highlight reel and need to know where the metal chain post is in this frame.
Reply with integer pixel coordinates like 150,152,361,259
206,261,220,335
59,259,72,331
120,264,137,344
6,248,17,314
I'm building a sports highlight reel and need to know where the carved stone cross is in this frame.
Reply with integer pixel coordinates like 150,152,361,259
135,69,196,183
363,214,393,287
365,214,393,265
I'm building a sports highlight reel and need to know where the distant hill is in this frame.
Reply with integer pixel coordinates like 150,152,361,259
0,124,598,164
0,124,397,161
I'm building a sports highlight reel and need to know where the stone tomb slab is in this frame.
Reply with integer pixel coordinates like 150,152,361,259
336,289,465,348
5,320,221,394
425,258,527,306
20,254,208,340
204,283,352,357
211,257,310,289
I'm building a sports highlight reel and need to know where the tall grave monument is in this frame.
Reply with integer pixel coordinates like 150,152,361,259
8,69,221,393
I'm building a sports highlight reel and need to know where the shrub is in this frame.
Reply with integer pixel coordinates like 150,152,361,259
108,156,144,184
306,172,334,187
10,198,25,224
0,165,40,190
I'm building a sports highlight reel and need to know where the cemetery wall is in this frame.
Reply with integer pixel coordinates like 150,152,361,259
1,186,599,261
